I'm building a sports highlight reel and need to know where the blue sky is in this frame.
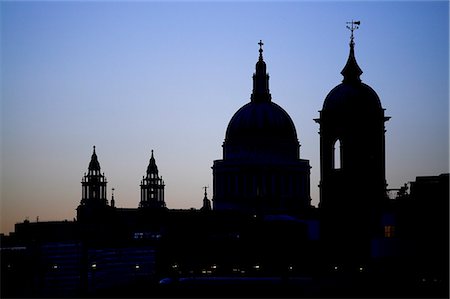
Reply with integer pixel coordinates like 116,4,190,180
1,1,448,234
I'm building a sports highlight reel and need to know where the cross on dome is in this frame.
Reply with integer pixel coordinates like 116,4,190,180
258,40,264,59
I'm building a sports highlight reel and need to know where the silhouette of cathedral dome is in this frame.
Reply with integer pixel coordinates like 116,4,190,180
213,41,311,212
222,41,299,161
225,101,298,145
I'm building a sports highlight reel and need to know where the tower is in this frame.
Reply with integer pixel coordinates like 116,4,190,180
140,150,166,209
77,146,110,221
212,41,311,214
315,22,390,262
200,186,211,211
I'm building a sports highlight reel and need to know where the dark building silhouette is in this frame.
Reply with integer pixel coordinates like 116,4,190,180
1,27,448,299
140,150,166,209
212,41,311,213
314,22,390,265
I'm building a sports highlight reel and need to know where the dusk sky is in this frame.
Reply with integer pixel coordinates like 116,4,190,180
1,1,448,235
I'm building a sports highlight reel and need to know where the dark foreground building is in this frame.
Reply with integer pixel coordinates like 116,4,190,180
1,28,448,298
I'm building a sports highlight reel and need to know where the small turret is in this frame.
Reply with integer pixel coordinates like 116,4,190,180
111,188,115,208
140,150,166,209
201,186,211,211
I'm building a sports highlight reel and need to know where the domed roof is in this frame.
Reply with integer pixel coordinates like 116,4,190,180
322,82,382,114
225,101,298,143
322,32,382,117
222,41,299,161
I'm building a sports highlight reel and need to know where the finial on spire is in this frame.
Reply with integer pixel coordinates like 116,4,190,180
346,20,360,46
151,149,154,158
341,20,363,83
251,40,271,102
201,186,211,211
111,188,115,207
258,40,264,60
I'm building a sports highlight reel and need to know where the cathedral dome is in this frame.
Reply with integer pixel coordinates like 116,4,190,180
222,41,299,160
225,101,298,144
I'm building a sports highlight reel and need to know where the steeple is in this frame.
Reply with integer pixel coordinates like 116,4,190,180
251,40,272,103
80,146,108,206
88,145,101,173
147,150,158,175
341,21,363,83
111,188,115,208
201,186,211,211
140,150,166,209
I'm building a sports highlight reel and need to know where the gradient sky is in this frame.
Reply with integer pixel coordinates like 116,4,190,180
1,1,448,235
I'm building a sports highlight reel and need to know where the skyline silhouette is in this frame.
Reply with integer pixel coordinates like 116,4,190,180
1,4,448,297
1,1,448,235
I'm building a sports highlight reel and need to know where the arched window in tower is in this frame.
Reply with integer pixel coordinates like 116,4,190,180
333,139,342,170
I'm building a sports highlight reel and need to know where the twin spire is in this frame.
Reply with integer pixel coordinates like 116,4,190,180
251,21,363,102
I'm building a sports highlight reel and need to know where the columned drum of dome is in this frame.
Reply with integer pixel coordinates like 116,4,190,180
212,41,311,213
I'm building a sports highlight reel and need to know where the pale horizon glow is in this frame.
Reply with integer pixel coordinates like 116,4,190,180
1,1,448,235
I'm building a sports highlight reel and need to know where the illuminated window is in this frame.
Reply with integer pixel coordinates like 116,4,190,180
384,225,395,238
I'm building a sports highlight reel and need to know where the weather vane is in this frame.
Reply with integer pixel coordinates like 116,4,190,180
346,20,361,43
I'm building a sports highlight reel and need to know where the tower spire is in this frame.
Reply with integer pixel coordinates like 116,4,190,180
111,188,115,208
140,150,165,209
251,40,271,103
78,146,108,220
88,145,101,173
341,20,363,83
147,149,158,174
201,186,211,211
